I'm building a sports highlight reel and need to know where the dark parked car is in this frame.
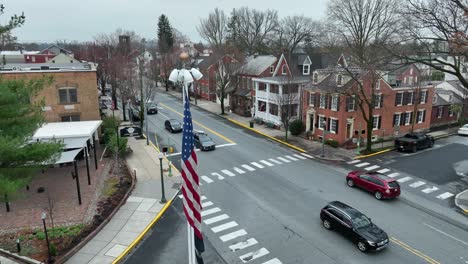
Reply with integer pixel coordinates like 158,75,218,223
147,102,158,115
129,107,141,122
194,131,216,151
346,171,400,200
394,133,434,152
320,201,389,252
165,119,182,133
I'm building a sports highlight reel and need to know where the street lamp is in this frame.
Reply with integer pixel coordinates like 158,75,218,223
158,152,167,203
41,212,52,263
321,121,328,158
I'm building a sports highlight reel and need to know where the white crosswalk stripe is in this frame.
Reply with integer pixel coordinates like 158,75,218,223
233,167,246,174
377,168,391,174
422,186,439,194
201,176,214,183
285,155,299,161
397,177,412,183
241,164,255,171
220,229,247,242
355,162,370,167
268,158,282,165
202,207,221,217
239,248,270,263
293,154,307,160
204,214,229,225
347,160,361,164
212,221,238,233
251,162,264,168
387,172,400,178
436,192,454,200
222,169,236,177
409,181,425,188
277,157,291,163
262,259,282,264
202,201,213,207
229,238,258,252
211,172,224,180
300,153,314,159
201,196,206,200
365,165,380,171
260,160,274,167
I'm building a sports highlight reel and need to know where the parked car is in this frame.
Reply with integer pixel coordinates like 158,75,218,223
346,171,400,200
147,102,158,115
165,119,182,133
458,124,468,136
129,107,141,122
194,131,216,151
394,133,434,152
320,201,389,252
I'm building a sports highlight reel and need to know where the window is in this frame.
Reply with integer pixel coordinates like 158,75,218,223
61,114,80,122
269,103,278,115
282,65,287,75
330,118,338,134
395,93,403,106
408,76,413,85
405,112,412,125
420,90,427,104
309,93,315,106
393,113,401,127
433,95,438,104
376,79,380,90
331,95,339,111
437,106,443,118
58,87,78,104
374,94,382,108
270,65,275,74
407,92,414,105
318,115,326,130
448,94,453,102
319,94,326,109
347,95,356,112
270,85,279,94
337,74,343,86
258,83,266,91
410,67,413,75
313,72,319,83
258,101,266,112
303,64,310,75
32,56,36,62
404,76,407,84
372,115,381,130
417,110,425,123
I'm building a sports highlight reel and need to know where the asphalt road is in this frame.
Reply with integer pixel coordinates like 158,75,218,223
124,92,468,264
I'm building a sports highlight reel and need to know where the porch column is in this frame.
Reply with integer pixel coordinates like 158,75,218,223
85,146,91,185
266,83,270,122
73,160,82,205
93,132,98,170
254,81,259,117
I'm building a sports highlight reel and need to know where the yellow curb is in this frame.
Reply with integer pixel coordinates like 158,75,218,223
354,148,393,159
144,134,180,173
464,209,468,214
227,118,305,153
112,197,174,264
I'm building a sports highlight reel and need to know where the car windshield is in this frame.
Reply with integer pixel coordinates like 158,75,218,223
199,135,211,142
170,121,180,126
353,214,371,229
388,181,399,188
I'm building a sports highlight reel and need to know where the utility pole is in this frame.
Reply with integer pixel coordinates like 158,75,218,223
139,57,145,139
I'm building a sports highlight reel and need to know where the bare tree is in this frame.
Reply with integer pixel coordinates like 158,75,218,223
279,83,300,141
197,8,228,52
214,56,239,115
275,15,320,55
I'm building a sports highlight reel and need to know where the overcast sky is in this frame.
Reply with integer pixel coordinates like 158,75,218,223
7,0,329,44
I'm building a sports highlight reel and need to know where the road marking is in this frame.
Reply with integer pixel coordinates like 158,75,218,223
397,177,412,183
239,248,270,263
365,165,380,171
251,162,264,169
211,172,224,180
377,168,391,173
300,153,314,159
202,201,213,207
268,158,282,165
212,221,239,233
204,214,229,225
293,154,307,160
201,196,206,200
387,172,400,178
436,192,454,200
166,152,182,157
422,186,439,194
423,223,468,247
233,167,246,174
347,160,361,164
277,157,291,163
222,169,236,177
260,160,274,167
160,102,235,144
220,229,248,242
229,238,258,252
391,237,440,264
242,164,255,171
409,181,426,188
355,162,370,167
202,207,221,217
201,176,214,184
262,259,282,264
285,155,298,161
217,143,237,148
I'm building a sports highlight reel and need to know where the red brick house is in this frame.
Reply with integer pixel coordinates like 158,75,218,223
196,55,237,102
302,65,434,146
430,88,461,128
384,63,422,87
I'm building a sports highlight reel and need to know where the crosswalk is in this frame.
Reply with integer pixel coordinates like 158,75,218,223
347,160,454,200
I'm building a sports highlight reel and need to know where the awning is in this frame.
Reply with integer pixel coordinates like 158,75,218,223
34,137,89,150
54,148,83,164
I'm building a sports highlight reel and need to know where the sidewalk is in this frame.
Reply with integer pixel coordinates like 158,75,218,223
66,137,182,264
455,190,468,214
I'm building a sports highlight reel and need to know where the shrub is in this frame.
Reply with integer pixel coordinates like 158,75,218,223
289,120,304,136
325,139,339,148
107,133,128,156
102,116,120,131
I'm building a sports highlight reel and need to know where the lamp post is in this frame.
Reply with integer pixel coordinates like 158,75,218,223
321,121,328,158
158,152,167,203
41,212,51,263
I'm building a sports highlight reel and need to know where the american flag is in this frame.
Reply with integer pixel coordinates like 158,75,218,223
181,90,205,261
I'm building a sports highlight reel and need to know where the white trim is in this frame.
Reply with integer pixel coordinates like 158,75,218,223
407,91,414,105
303,64,310,75
372,115,380,130
405,111,412,125
417,109,425,123
331,94,339,111
330,117,338,134
396,92,404,106
318,115,326,130
319,94,326,109
309,92,315,106
420,90,427,104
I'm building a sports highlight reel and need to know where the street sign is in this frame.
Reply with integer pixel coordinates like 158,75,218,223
120,126,141,137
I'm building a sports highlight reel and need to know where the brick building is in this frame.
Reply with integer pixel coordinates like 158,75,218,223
430,88,461,128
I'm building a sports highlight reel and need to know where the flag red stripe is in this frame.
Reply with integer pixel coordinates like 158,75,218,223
181,185,202,222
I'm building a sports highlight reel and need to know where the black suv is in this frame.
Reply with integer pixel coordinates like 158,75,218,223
146,102,158,115
320,201,389,252
194,131,216,151
164,119,182,133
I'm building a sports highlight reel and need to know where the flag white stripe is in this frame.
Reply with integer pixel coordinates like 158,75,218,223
181,162,202,211
182,187,202,230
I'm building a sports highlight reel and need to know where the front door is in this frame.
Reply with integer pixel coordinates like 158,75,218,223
309,114,314,131
346,122,352,139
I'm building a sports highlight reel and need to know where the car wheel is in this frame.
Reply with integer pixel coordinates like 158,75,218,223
347,179,355,187
429,141,434,148
374,191,383,200
323,219,332,230
412,145,417,153
357,241,367,252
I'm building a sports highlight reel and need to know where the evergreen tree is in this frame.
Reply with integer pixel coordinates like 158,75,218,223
0,77,62,212
157,14,174,53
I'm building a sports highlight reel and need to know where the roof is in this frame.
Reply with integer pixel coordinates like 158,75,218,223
0,50,39,55
234,88,251,96
447,80,468,95
433,88,462,106
0,62,95,72
197,56,217,71
252,75,312,84
304,66,365,93
237,55,277,76
33,121,102,139
40,45,73,55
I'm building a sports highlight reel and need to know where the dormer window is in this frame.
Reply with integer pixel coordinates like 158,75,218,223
337,74,343,86
449,94,453,102
270,65,274,74
303,64,310,75
433,95,437,104
282,65,287,75
313,72,318,83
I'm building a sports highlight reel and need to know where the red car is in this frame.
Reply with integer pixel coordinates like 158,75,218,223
346,171,400,200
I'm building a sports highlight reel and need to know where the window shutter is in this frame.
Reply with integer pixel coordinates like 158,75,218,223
380,94,384,108
417,111,421,122
327,118,331,131
422,110,426,122
395,94,398,106
316,93,320,107
336,96,340,111
402,92,408,105
335,119,339,134
315,117,319,128
400,113,405,126
393,114,397,127
346,96,351,112
411,92,415,104
424,91,428,103
310,93,315,106
378,116,381,129
327,95,332,109
409,112,413,124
